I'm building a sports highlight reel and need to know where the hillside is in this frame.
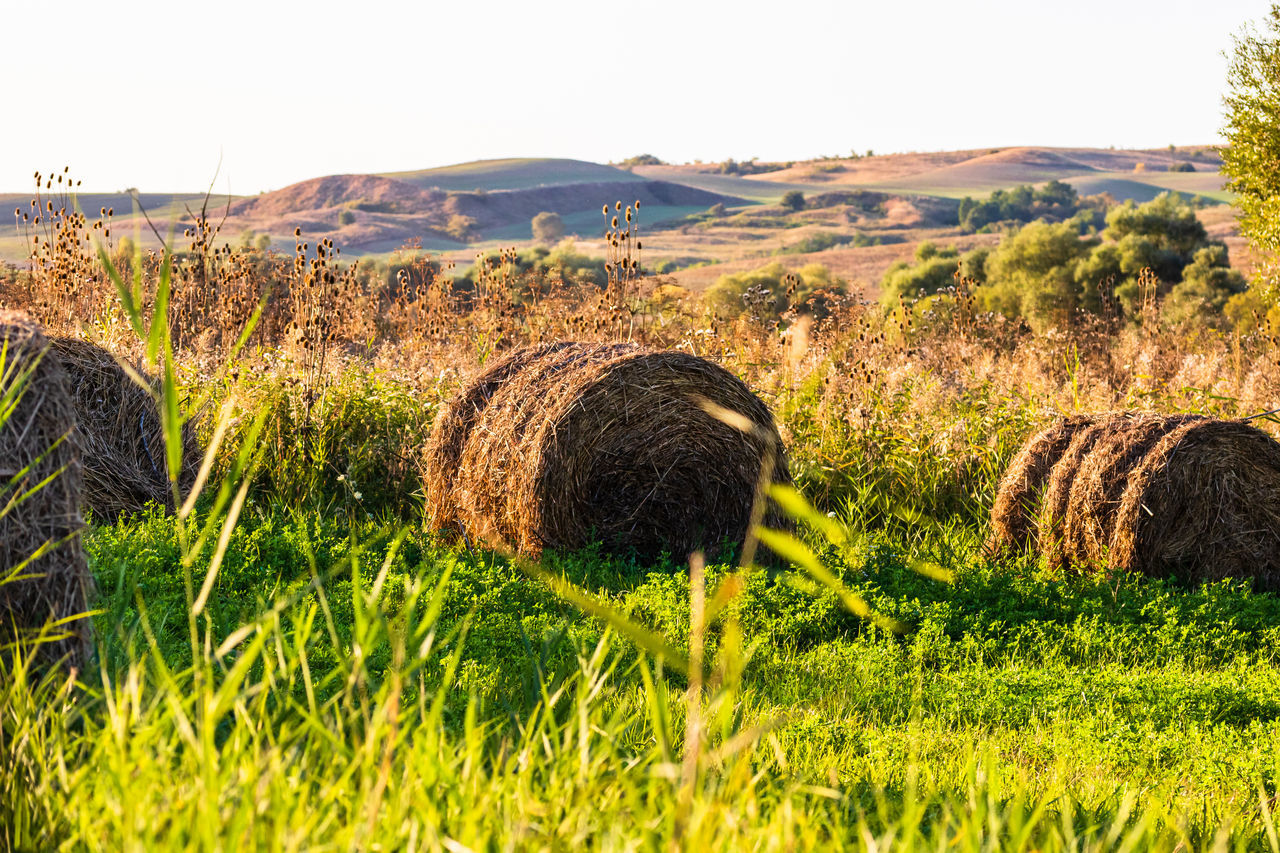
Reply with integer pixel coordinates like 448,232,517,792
0,146,1235,267
379,157,645,192
639,145,1228,202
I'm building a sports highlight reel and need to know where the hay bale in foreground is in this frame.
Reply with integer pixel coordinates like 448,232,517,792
1036,413,1134,570
1108,418,1280,590
50,337,197,521
423,341,576,533
988,414,1099,554
0,311,91,666
1061,413,1205,568
424,341,792,561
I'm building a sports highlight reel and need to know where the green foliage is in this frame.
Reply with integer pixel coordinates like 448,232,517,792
458,241,609,292
618,153,664,167
717,157,786,176
775,231,876,255
337,209,356,227
228,368,438,518
880,244,993,305
890,194,1244,331
780,190,806,212
1161,245,1249,327
530,210,565,244
446,213,477,242
1222,5,1280,260
980,221,1095,329
705,262,846,320
958,245,990,283
957,181,1080,231
1168,161,1196,172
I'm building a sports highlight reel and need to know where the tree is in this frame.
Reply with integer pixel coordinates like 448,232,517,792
531,211,565,244
1222,5,1280,259
979,221,1095,329
619,154,664,167
780,190,806,212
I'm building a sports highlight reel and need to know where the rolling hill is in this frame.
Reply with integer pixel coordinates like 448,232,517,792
379,158,646,192
639,146,1228,202
0,147,1233,266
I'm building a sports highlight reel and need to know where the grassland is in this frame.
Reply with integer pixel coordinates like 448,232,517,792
379,157,647,191
2,157,1276,849
3,147,1236,291
39,503,1275,849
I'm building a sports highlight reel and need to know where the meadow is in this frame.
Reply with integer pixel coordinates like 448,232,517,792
3,188,1280,851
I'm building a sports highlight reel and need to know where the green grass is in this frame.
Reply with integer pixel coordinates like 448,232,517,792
637,171,819,204
1066,173,1234,204
476,204,713,244
378,158,646,192
5,506,1273,849
6,239,1280,849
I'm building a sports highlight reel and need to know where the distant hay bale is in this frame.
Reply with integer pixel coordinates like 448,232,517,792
0,311,91,666
50,337,197,521
1108,418,1280,590
1061,413,1206,568
424,341,792,562
988,414,1099,554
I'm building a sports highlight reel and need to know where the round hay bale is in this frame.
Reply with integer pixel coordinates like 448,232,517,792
1061,413,1206,569
49,337,198,521
1035,412,1134,570
0,311,91,666
988,413,1099,554
422,341,577,533
425,341,793,562
1109,418,1280,590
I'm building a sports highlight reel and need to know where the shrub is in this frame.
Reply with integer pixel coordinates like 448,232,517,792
705,262,845,320
958,181,1081,231
781,191,806,212
776,231,863,255
978,221,1095,329
618,154,664,167
446,214,477,242
880,245,963,304
531,211,565,244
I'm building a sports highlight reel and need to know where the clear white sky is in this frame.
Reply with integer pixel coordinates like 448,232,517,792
3,0,1273,194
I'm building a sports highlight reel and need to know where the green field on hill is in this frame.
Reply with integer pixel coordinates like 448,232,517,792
379,157,646,192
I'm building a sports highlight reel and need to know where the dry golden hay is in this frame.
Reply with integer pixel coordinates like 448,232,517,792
0,311,92,666
1107,418,1280,591
1061,413,1206,568
987,413,1099,554
1035,413,1133,569
424,341,793,562
49,337,198,521
423,341,577,534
